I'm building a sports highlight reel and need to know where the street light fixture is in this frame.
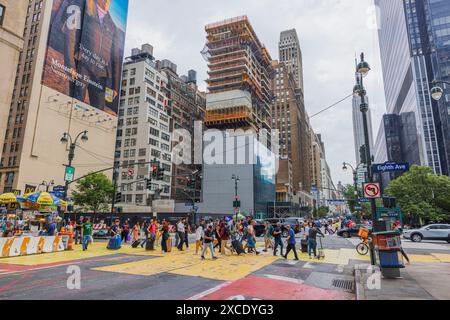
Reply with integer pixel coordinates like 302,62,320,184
40,180,55,192
60,130,89,199
357,59,371,77
430,80,450,101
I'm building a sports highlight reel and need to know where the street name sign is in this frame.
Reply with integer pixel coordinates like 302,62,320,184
372,162,409,173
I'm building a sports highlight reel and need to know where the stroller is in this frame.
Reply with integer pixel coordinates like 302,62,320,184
317,235,325,260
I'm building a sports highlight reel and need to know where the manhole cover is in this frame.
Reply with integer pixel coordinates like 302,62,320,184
332,279,354,291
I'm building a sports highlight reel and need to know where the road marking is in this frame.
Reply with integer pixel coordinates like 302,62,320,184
187,281,233,300
303,262,315,269
262,274,304,284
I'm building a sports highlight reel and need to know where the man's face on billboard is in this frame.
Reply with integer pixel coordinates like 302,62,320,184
97,0,111,11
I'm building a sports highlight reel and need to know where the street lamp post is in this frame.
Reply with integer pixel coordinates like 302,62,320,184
60,131,89,200
353,53,377,224
232,174,240,222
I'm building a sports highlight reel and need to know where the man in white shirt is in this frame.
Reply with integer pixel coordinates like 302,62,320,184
177,219,186,251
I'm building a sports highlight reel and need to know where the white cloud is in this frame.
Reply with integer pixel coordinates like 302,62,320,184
125,0,386,186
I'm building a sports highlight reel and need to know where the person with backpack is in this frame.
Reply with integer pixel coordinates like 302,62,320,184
201,225,218,260
220,221,232,255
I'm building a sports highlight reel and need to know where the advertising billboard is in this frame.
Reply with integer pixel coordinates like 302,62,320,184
42,0,129,115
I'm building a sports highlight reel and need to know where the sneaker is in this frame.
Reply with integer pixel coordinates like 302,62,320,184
201,256,205,260
212,257,218,260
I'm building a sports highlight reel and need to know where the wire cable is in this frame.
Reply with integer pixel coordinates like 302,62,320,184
309,93,354,119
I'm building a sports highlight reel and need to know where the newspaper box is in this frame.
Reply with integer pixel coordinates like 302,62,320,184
372,231,404,277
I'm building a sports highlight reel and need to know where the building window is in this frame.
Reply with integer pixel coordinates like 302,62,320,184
0,5,5,26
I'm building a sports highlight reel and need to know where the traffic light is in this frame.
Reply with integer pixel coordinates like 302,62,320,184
187,178,196,188
115,192,122,203
359,144,367,164
146,178,152,190
383,197,397,208
157,168,165,181
151,165,158,179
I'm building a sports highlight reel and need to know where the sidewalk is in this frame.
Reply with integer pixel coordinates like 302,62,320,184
355,262,450,300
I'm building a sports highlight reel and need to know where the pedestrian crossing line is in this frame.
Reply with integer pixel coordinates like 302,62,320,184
262,274,304,284
187,281,233,300
168,254,279,281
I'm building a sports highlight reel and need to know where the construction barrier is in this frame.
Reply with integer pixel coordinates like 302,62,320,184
0,235,68,259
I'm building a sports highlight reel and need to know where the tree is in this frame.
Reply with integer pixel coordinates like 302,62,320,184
385,165,450,224
343,184,357,212
314,206,330,218
72,173,114,214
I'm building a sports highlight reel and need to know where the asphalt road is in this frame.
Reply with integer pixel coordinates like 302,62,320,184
0,234,448,300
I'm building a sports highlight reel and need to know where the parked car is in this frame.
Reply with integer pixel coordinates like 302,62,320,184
403,224,450,243
337,224,372,238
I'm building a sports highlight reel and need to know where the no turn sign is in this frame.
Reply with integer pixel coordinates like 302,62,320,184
363,183,381,198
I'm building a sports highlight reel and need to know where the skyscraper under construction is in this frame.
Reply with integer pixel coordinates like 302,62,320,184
203,16,274,135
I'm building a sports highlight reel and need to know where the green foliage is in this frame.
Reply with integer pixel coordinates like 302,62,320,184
314,206,330,218
385,165,450,223
72,173,114,214
343,184,357,212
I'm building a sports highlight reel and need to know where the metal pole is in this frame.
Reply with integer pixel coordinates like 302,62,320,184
110,165,118,225
63,143,75,200
358,59,376,224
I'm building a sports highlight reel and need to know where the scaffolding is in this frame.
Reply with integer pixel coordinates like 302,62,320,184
204,16,275,132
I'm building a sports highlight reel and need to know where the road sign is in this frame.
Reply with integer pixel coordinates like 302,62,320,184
64,166,75,183
363,183,381,198
53,185,66,192
327,199,347,205
127,168,134,177
372,162,410,173
359,198,370,203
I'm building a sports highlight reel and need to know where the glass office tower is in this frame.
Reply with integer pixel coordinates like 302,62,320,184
375,0,450,176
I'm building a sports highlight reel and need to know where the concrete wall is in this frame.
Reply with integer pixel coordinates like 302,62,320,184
198,163,255,216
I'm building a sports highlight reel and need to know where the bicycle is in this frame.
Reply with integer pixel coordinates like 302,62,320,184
356,236,370,255
356,227,370,256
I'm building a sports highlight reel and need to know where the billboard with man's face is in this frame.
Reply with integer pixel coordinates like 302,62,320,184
42,0,129,116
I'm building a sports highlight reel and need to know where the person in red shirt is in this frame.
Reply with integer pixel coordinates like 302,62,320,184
220,221,232,255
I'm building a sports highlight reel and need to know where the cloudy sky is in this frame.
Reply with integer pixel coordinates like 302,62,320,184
124,0,387,186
